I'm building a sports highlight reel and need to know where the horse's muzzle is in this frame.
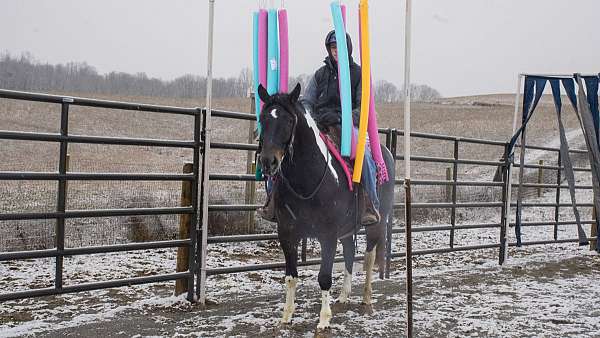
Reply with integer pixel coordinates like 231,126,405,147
260,150,283,176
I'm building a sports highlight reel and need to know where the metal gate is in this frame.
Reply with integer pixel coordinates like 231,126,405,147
0,89,201,302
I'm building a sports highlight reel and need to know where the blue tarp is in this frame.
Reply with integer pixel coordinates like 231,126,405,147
508,74,600,250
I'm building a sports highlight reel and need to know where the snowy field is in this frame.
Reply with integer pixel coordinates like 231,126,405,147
1,181,598,337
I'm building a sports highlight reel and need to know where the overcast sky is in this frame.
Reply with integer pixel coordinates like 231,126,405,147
2,0,599,97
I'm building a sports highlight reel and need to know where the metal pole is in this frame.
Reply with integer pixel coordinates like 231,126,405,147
405,180,413,337
449,139,458,248
385,129,395,279
188,110,201,302
512,74,523,137
516,118,527,247
403,0,413,336
199,0,215,305
246,94,256,233
55,100,70,290
403,0,412,181
499,143,510,265
554,152,562,240
501,74,523,263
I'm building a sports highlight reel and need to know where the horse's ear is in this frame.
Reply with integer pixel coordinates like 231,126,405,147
257,84,270,104
289,83,301,103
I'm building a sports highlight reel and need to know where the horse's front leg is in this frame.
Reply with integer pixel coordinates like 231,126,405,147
280,238,298,324
338,236,355,304
317,236,337,329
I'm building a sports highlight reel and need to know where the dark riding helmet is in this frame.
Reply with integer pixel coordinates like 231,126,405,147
325,30,353,56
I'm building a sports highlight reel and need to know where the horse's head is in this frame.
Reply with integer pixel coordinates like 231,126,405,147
257,83,301,176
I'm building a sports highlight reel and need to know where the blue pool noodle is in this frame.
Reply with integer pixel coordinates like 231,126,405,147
331,2,352,157
267,9,279,95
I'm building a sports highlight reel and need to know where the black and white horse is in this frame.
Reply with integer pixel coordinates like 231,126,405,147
257,84,395,329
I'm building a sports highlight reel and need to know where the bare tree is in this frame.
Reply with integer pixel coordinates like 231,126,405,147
0,52,441,101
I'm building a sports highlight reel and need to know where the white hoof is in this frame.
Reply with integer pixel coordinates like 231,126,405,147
317,312,331,329
337,268,352,304
281,276,297,324
317,290,332,329
281,309,294,324
317,321,330,330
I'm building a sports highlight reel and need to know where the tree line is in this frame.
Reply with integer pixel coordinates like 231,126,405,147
0,52,440,102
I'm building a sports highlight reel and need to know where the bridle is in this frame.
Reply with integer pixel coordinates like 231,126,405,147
259,102,330,201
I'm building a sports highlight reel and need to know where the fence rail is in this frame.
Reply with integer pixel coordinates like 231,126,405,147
0,88,596,303
0,89,200,302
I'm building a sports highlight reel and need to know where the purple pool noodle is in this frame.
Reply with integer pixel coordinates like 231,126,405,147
368,78,389,184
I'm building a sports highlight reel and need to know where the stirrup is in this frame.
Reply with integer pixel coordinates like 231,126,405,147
361,208,380,226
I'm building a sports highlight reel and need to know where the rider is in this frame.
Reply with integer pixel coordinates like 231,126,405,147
260,30,380,226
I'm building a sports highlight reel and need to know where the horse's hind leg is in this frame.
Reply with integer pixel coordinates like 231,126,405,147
280,239,298,324
317,236,337,329
338,236,355,304
363,226,382,305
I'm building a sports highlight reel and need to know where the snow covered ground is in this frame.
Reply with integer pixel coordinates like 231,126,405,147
1,131,598,337
1,177,598,337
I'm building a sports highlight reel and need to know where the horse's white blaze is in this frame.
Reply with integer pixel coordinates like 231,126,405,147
317,290,332,329
281,276,297,323
338,268,353,303
363,248,376,305
303,112,339,184
270,108,278,119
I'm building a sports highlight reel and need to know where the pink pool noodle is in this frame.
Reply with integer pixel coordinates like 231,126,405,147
278,9,289,93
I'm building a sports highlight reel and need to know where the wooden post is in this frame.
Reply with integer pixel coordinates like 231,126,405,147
175,162,193,296
537,160,543,197
445,167,452,202
245,94,257,233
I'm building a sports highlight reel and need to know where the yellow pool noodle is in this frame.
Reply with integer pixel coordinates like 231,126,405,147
353,0,370,183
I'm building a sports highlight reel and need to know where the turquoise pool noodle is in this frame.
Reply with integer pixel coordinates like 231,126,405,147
330,2,352,156
267,9,279,95
252,12,261,132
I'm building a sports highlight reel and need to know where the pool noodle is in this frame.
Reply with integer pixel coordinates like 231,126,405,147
330,2,352,157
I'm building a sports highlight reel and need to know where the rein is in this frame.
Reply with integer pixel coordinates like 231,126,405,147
280,150,330,200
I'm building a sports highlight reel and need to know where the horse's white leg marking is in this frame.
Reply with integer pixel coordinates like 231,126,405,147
303,112,339,184
338,268,353,304
317,290,332,329
363,247,376,305
281,276,297,323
